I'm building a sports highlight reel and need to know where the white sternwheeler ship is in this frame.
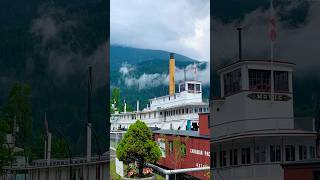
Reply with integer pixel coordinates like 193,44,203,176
210,58,317,180
110,53,209,132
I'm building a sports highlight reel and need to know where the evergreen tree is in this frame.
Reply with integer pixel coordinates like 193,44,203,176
2,82,32,144
116,120,161,178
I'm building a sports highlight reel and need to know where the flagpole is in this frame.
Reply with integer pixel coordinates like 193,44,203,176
194,63,197,81
270,0,275,103
271,37,274,102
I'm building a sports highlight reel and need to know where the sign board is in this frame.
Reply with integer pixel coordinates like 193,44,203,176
115,157,124,177
247,93,291,101
190,148,210,157
157,138,166,158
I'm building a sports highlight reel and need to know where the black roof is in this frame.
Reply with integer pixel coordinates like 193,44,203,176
153,129,210,139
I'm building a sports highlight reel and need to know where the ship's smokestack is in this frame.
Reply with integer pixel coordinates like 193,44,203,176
237,27,242,61
169,53,175,96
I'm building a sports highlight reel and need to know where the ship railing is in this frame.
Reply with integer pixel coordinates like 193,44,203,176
187,90,201,94
146,163,209,180
294,117,315,131
31,154,109,167
212,117,316,138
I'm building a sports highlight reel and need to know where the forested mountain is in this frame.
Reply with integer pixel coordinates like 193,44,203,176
110,45,210,110
0,0,108,157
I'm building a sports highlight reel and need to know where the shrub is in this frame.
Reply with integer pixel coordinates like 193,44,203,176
116,120,161,178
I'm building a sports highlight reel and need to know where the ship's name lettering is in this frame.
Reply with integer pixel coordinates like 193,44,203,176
196,163,209,168
247,93,291,101
190,148,210,157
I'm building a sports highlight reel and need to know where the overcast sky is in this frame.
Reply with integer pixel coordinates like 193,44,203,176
212,1,320,73
110,0,210,62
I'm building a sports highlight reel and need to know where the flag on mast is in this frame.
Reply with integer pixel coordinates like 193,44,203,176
270,0,277,42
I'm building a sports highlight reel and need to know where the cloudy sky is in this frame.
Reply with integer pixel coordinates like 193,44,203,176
110,0,210,62
212,0,320,72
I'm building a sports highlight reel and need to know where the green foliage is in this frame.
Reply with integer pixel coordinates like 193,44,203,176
0,83,33,169
172,135,188,180
52,137,69,158
116,120,161,177
110,87,134,113
2,82,32,144
111,87,121,113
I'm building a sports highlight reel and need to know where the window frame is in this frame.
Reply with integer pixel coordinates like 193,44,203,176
223,68,242,96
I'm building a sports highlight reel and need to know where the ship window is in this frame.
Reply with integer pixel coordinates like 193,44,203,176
186,108,189,114
219,150,227,167
299,145,307,160
310,146,315,159
154,112,156,118
274,71,289,92
181,143,187,157
169,141,173,153
199,108,203,112
285,145,295,161
230,149,238,166
180,84,185,92
224,68,242,96
270,145,281,162
196,84,201,92
249,69,271,92
191,122,199,131
255,146,266,163
195,108,198,113
241,147,251,164
188,83,195,91
213,151,217,167
182,109,185,114
160,112,163,116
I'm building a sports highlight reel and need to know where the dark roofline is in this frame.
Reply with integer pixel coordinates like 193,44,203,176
198,112,210,115
217,59,296,72
153,130,210,139
281,159,320,168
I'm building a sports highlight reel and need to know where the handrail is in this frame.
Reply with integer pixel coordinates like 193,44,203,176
146,163,209,180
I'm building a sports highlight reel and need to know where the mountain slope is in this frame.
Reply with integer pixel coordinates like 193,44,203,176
110,45,199,69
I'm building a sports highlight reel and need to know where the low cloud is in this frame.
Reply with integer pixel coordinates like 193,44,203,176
111,0,210,61
119,62,210,90
119,63,135,76
30,5,77,45
29,3,106,88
